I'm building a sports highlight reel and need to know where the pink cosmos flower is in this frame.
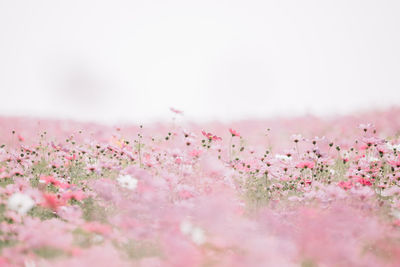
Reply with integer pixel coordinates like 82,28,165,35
296,161,315,169
189,149,202,157
201,131,222,141
338,181,353,190
361,136,383,148
290,134,303,143
359,123,375,132
170,107,184,115
356,177,372,186
62,190,86,202
41,193,66,211
229,128,241,137
39,175,58,185
40,175,70,189
65,154,77,161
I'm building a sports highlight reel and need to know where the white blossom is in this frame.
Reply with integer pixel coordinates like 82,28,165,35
8,193,35,215
191,227,206,245
117,175,138,190
275,154,291,162
180,220,193,235
180,219,206,245
387,143,400,151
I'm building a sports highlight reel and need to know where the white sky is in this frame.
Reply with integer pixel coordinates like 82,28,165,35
0,0,399,123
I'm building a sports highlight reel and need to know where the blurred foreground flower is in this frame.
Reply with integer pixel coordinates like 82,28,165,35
7,193,35,215
117,175,138,190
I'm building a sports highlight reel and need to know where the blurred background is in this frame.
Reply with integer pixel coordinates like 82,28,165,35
0,0,399,124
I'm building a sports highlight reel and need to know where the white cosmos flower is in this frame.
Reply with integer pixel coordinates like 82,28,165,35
7,193,35,215
179,219,193,235
275,154,291,161
179,219,206,245
117,175,138,190
368,157,379,162
191,227,206,245
387,143,400,151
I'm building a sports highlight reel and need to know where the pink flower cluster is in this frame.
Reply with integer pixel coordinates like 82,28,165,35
0,109,399,266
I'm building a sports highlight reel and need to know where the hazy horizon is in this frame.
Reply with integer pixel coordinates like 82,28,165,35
1,0,399,123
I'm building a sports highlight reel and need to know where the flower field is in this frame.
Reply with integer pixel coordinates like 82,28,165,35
1,109,400,266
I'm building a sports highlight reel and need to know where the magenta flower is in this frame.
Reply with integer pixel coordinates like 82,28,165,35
201,130,222,141
40,175,70,189
170,107,184,115
296,161,315,169
62,190,87,202
229,128,241,137
356,177,372,186
338,181,353,190
41,193,66,211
